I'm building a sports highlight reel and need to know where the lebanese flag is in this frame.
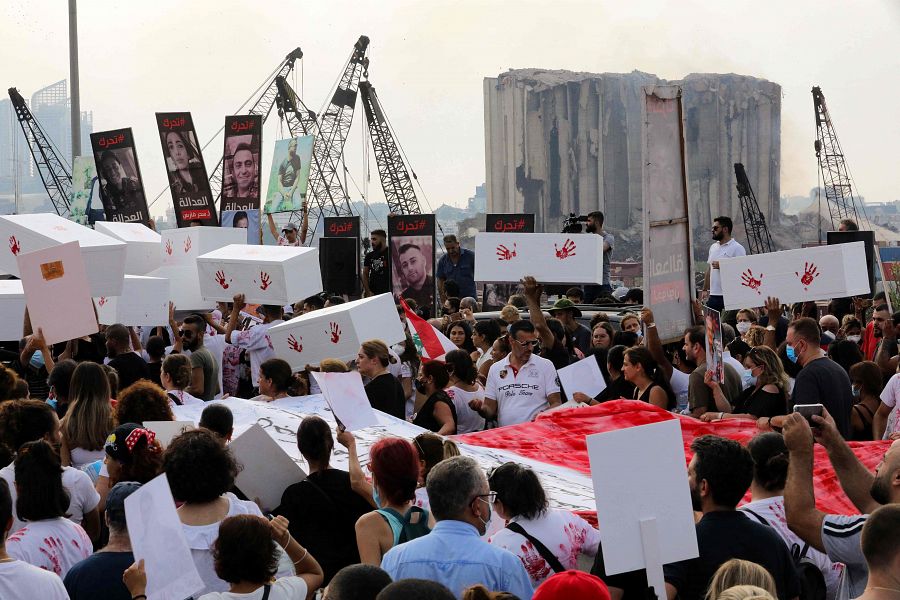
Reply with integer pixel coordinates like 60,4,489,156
399,298,456,361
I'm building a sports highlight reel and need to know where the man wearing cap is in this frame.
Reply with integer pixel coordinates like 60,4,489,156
548,298,592,356
267,210,308,247
64,481,142,600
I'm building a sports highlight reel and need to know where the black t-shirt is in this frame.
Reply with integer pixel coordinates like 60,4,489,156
108,351,150,391
596,376,637,403
543,342,572,371
664,511,801,600
570,324,593,356
275,469,372,584
64,550,135,600
733,386,788,418
365,373,407,420
791,357,853,437
364,247,391,295
147,361,163,388
413,391,458,433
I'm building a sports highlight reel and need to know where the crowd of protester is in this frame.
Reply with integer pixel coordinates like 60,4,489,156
0,216,899,600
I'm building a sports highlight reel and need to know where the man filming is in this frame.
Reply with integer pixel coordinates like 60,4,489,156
583,211,614,303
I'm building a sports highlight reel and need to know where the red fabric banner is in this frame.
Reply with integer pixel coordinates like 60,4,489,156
456,399,889,517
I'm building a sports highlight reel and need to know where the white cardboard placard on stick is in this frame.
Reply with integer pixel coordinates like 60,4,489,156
720,242,869,310
310,371,378,431
474,232,604,284
556,355,607,399
17,241,98,346
586,419,698,596
229,423,306,512
125,474,204,600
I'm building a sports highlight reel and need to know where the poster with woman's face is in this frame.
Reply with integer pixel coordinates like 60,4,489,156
89,127,150,224
155,112,217,227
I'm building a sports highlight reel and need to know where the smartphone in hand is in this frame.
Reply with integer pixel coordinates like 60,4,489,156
795,403,824,426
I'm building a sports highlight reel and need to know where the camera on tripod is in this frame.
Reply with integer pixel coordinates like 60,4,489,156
562,213,589,234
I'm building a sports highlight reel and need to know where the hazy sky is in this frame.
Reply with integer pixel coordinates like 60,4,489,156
3,0,898,218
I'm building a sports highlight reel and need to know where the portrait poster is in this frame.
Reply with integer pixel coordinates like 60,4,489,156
89,128,150,224
221,209,260,245
388,214,436,319
703,306,724,384
220,115,262,213
263,136,314,214
155,112,218,228
68,156,97,225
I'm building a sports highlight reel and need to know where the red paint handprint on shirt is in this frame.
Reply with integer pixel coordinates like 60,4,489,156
38,536,63,575
259,271,271,290
9,236,20,256
519,540,552,582
554,238,576,260
329,322,342,343
287,334,303,353
214,270,229,289
796,262,820,290
740,269,763,294
560,521,588,568
496,243,517,261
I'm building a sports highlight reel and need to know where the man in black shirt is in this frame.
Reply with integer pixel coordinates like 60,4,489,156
363,229,391,297
663,435,801,600
105,324,149,391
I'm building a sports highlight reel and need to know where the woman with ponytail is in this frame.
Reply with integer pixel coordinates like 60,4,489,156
740,433,843,598
622,347,676,410
411,432,460,511
6,440,92,577
95,423,164,513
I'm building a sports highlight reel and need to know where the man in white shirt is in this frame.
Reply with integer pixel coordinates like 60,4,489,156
0,480,69,600
702,216,746,313
226,294,285,391
473,320,561,427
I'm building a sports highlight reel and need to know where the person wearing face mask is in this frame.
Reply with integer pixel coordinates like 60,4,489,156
701,346,789,422
381,456,535,600
411,361,457,435
839,316,863,345
735,309,759,340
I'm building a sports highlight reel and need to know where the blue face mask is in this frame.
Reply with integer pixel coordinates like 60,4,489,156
373,485,382,508
786,345,798,363
29,351,45,370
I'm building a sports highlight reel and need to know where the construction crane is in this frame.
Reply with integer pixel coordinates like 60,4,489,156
734,163,774,254
812,86,861,229
359,80,422,215
207,47,305,201
292,35,370,239
7,87,72,216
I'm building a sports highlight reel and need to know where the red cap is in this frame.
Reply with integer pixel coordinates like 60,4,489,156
533,571,611,600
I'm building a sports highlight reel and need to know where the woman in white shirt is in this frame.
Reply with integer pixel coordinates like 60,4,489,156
164,428,269,596
488,462,600,588
444,349,487,434
6,441,91,578
471,320,501,371
60,362,114,469
161,353,205,407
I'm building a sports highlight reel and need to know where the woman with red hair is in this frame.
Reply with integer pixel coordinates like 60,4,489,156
339,432,434,565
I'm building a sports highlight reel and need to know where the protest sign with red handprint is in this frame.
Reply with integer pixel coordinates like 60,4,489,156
214,270,230,290
8,236,20,256
554,238,576,260
740,269,763,294
329,322,341,344
287,334,303,353
259,272,271,291
496,243,517,261
795,262,820,291
183,237,192,253
165,239,173,256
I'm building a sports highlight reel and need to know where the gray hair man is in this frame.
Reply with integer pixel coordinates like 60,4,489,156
380,456,534,599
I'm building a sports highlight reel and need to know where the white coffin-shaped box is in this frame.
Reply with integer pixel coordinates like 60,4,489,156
197,244,323,305
95,275,170,326
145,265,212,311
94,221,161,275
0,213,127,296
0,279,26,341
160,226,246,268
269,293,404,370
474,233,604,284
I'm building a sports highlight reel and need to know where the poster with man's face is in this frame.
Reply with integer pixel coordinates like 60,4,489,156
89,128,150,224
263,136,314,214
221,115,262,213
156,112,217,228
388,215,436,319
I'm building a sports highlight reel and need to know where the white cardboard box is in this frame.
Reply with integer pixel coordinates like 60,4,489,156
474,232,604,284
160,226,246,268
0,279,26,341
145,264,213,311
96,275,170,326
269,293,405,370
196,244,322,305
0,213,127,296
94,221,161,275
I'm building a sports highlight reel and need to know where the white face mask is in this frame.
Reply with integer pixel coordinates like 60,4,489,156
846,334,861,344
736,321,751,335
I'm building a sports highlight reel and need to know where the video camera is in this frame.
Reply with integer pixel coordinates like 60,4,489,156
562,213,589,234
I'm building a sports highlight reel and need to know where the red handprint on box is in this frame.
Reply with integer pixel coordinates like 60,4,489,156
165,239,173,256
214,270,230,290
287,334,303,353
496,243,517,261
8,236,20,256
795,262,820,291
740,269,763,294
259,272,271,291
183,237,192,253
555,238,576,260
98,297,107,307
329,322,342,343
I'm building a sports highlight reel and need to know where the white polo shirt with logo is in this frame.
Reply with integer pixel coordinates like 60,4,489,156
485,354,560,427
708,237,746,295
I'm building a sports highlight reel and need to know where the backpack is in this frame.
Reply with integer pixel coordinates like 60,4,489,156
741,508,827,600
377,506,431,545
